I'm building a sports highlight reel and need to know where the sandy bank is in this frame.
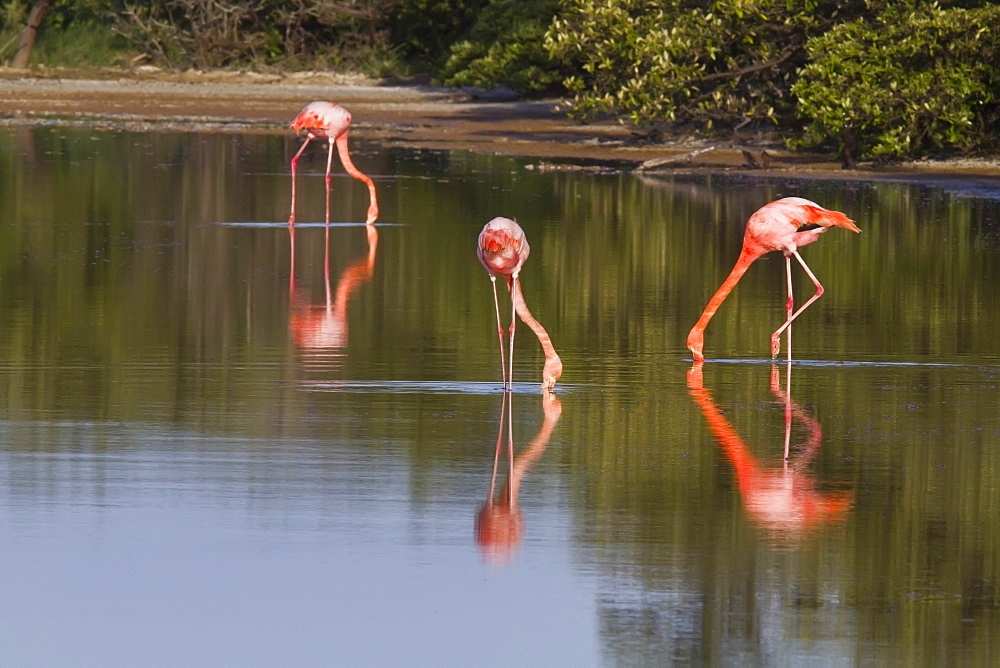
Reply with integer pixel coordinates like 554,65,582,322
2,69,999,196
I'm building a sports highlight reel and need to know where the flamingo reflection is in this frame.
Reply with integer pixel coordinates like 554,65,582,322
475,390,562,564
290,225,378,363
687,363,852,538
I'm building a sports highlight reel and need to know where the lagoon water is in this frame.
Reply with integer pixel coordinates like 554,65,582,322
1,126,999,664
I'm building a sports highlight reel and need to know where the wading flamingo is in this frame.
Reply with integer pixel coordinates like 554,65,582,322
477,217,562,390
686,197,860,362
288,101,379,228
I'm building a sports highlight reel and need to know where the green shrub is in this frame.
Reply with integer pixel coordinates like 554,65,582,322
33,17,131,67
1,0,130,67
392,0,490,68
793,4,1000,163
544,0,854,128
438,0,562,93
113,0,400,72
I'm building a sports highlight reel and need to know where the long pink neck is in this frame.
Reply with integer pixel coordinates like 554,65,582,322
507,277,562,383
335,133,379,224
687,245,764,360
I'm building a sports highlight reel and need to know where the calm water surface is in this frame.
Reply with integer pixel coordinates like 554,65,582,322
1,126,999,664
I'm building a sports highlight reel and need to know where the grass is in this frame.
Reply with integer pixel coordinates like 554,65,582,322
30,19,135,69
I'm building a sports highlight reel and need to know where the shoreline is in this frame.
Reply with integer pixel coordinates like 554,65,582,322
3,69,1000,196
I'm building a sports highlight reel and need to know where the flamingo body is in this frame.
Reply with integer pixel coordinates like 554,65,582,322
288,101,379,227
742,197,859,256
687,197,860,362
291,101,352,139
477,217,529,278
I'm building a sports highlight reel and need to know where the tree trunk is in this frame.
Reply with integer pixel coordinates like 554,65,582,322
11,0,55,69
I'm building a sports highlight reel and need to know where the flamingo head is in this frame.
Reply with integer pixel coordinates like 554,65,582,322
289,111,318,136
687,329,705,363
541,355,563,391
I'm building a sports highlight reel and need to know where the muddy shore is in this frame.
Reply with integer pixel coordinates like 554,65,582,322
3,69,1000,195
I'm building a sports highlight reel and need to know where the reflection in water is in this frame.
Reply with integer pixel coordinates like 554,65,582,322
476,390,562,564
687,362,853,539
290,225,378,368
3,127,1000,662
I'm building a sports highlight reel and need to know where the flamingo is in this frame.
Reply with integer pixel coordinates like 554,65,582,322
288,101,379,228
477,217,563,391
686,197,860,362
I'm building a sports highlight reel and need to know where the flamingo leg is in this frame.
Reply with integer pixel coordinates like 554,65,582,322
770,250,824,358
507,272,519,392
775,255,794,361
288,135,313,228
489,276,508,390
325,138,335,227
289,227,296,297
324,209,332,311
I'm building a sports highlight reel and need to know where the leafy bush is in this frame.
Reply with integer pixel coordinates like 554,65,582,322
113,0,399,73
544,0,856,128
438,0,562,93
32,16,129,67
793,4,1000,164
392,0,489,68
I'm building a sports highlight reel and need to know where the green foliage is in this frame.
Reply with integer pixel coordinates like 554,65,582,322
31,16,129,67
0,1,27,30
438,0,562,93
392,0,489,67
1,0,130,67
113,0,400,73
0,2,26,60
793,3,1000,163
3,0,1000,161
545,0,855,128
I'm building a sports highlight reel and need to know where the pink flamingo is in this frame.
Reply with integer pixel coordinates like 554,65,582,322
288,101,379,228
477,217,562,390
687,197,860,362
